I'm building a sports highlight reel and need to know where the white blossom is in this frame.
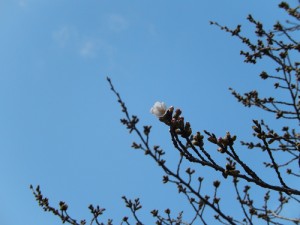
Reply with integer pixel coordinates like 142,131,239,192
150,101,167,117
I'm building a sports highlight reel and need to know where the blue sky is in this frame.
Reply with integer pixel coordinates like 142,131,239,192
0,0,297,224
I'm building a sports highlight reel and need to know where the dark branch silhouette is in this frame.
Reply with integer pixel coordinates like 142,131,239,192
31,1,300,224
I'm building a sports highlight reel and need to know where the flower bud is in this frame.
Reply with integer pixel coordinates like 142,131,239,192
173,108,182,119
159,107,174,125
208,136,218,144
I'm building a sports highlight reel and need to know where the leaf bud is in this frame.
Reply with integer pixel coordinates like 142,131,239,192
186,167,195,175
213,180,221,188
279,51,287,59
59,201,68,211
226,163,235,171
278,2,289,9
276,111,283,118
151,209,158,217
162,175,169,183
132,142,141,149
164,209,170,214
252,126,261,133
213,197,220,204
143,126,151,136
260,71,268,79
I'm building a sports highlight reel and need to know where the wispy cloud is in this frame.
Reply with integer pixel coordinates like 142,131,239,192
18,0,27,8
52,26,77,48
79,40,96,58
107,14,129,32
52,26,116,67
79,39,115,60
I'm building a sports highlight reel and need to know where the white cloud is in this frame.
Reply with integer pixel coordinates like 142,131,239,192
52,26,77,47
52,26,116,67
79,38,116,69
80,40,96,58
107,14,129,32
79,39,115,58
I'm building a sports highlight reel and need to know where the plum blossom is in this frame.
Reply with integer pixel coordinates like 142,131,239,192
150,101,167,117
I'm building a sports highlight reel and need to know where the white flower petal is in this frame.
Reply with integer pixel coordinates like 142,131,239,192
150,101,167,117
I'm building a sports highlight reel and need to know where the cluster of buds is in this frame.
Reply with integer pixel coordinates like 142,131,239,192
219,132,237,149
191,132,204,147
223,158,240,178
171,113,192,138
206,131,237,153
252,120,266,139
88,204,106,217
150,102,192,138
150,101,173,125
